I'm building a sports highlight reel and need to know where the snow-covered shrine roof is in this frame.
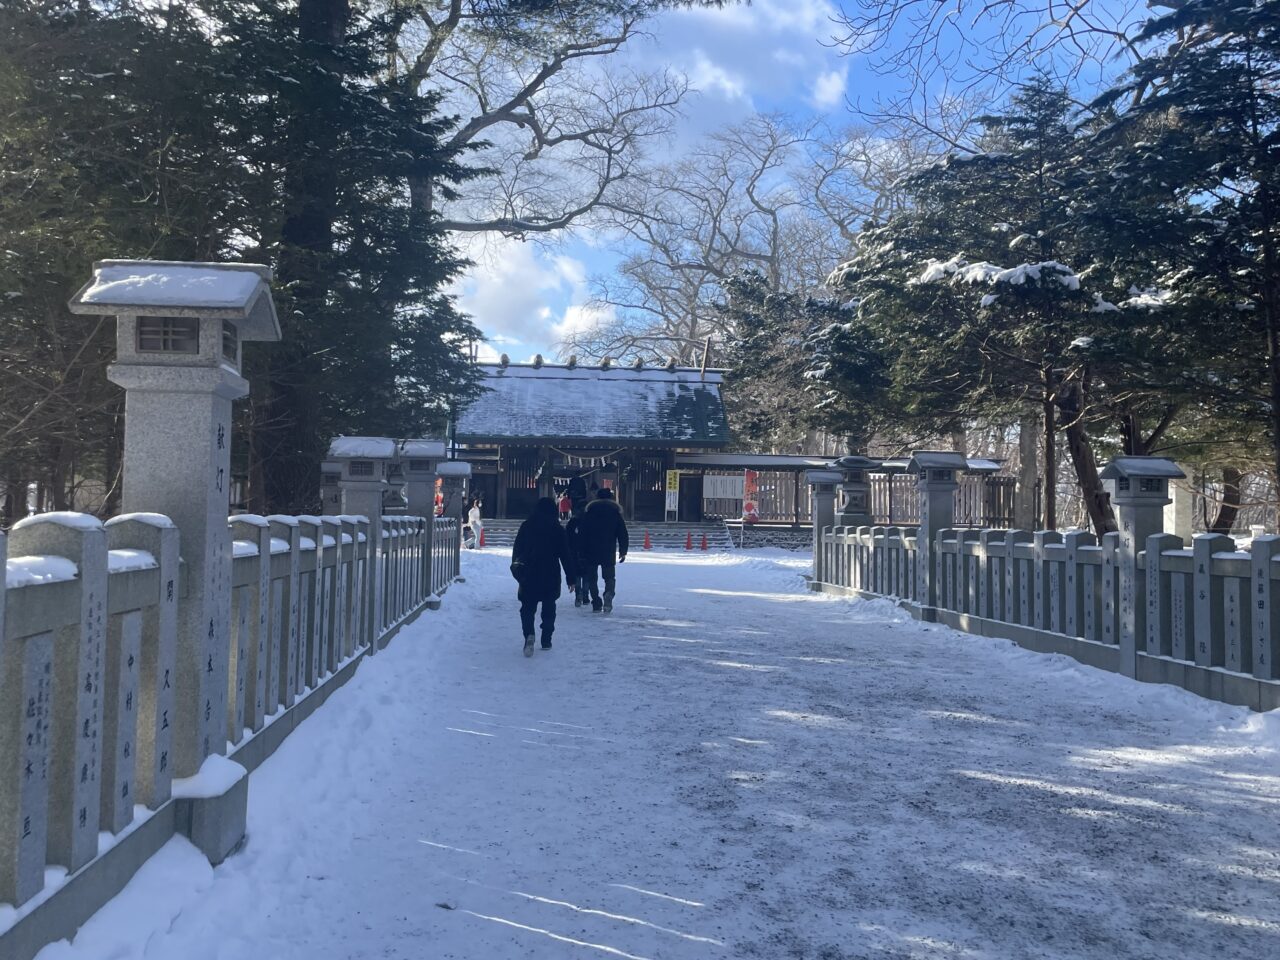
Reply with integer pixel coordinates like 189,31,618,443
456,363,729,448
68,260,280,341
329,437,397,459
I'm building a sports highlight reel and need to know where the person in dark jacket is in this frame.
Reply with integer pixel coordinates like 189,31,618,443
578,487,629,613
510,497,576,656
564,512,591,607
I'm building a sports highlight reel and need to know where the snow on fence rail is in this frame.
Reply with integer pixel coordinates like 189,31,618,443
813,523,1280,711
0,509,460,942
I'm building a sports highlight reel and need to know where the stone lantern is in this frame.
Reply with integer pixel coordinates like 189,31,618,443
326,437,395,521
907,450,968,608
399,439,446,519
68,260,279,778
436,460,473,524
1100,456,1186,676
831,455,880,527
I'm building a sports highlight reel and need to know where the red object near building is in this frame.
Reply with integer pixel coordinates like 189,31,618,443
644,531,652,550
700,534,708,551
478,527,486,548
685,531,693,551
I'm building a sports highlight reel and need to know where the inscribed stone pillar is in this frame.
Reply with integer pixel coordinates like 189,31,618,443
266,516,302,709
1193,533,1233,667
104,515,178,808
229,517,272,732
8,515,108,871
0,529,56,906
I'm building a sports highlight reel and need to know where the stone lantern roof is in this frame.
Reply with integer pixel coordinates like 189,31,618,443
1098,456,1186,481
68,260,280,341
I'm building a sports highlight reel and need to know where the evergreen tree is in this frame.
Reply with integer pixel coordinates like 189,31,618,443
1093,0,1280,489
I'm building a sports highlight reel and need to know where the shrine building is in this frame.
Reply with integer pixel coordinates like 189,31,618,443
454,359,825,524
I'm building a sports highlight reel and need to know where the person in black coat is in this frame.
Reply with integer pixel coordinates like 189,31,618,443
564,512,591,607
510,497,576,655
578,487,629,613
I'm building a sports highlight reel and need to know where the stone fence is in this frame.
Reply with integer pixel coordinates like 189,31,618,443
807,453,1280,713
0,509,460,959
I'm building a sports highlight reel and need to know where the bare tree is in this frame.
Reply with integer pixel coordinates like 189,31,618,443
561,113,948,363
388,3,690,237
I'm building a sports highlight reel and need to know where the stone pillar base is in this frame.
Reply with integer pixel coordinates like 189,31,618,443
172,759,249,865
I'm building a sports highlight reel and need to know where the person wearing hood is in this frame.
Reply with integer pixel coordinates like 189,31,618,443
510,496,576,656
578,487,629,613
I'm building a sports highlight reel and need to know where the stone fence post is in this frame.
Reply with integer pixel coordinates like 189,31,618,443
907,451,966,610
805,470,842,584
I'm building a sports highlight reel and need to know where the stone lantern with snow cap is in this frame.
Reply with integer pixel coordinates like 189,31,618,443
400,439,446,519
908,450,968,608
327,437,395,521
1099,456,1186,677
831,455,879,527
67,260,279,784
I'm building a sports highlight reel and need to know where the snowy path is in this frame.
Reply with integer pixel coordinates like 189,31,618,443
41,550,1280,960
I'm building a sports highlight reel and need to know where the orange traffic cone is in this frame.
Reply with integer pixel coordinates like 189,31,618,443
700,534,708,551
644,530,652,550
685,531,693,551
478,527,486,549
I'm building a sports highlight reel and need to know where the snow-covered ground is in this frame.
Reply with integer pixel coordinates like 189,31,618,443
37,549,1280,960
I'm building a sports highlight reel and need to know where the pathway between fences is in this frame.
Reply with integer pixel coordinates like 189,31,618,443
38,550,1280,960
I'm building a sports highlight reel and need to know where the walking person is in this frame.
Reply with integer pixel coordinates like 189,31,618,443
558,491,572,523
564,510,591,607
579,487,628,613
509,497,576,656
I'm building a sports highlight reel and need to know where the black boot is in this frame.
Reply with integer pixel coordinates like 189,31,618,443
541,633,553,650
523,635,535,657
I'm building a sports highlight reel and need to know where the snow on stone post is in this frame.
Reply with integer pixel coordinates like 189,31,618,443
296,516,325,689
8,514,108,872
229,517,272,733
104,515,178,808
266,516,302,709
907,452,965,611
329,438,393,651
1101,457,1184,678
0,529,56,906
805,470,841,584
69,260,281,779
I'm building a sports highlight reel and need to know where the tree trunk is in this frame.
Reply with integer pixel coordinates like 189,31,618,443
1061,378,1115,535
1209,466,1243,534
1042,369,1056,530
1015,413,1038,529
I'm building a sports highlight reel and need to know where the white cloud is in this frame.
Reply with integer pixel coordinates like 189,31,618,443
450,235,607,359
689,50,748,102
810,67,847,110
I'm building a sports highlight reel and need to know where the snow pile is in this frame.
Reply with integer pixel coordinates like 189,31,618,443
917,257,1082,291
171,755,247,801
107,549,157,574
80,264,262,309
328,437,396,459
6,556,77,589
105,513,175,529
11,511,103,532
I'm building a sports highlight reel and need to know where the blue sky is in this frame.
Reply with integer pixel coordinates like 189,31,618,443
450,0,855,362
